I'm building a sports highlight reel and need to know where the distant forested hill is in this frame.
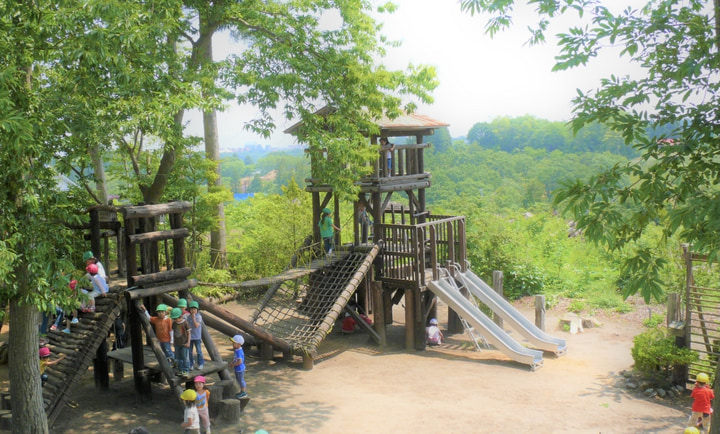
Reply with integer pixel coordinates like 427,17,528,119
425,144,626,212
466,116,636,158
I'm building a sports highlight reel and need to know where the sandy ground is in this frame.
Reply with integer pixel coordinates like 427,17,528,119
0,298,692,434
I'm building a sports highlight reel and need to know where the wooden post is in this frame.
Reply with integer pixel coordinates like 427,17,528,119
667,292,679,327
493,271,504,328
259,343,273,361
372,281,386,347
534,295,546,332
94,339,109,390
683,244,691,348
90,209,101,263
302,353,313,370
200,322,231,381
404,285,416,350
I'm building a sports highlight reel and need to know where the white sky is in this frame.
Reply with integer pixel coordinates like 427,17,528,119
186,0,643,149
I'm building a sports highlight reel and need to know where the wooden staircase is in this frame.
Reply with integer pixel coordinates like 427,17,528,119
43,292,122,425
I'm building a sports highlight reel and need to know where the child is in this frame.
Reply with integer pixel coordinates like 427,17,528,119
39,346,66,387
229,335,247,398
318,208,340,255
688,372,715,431
82,263,109,312
82,250,107,281
379,137,395,177
188,301,205,370
140,303,174,364
172,307,191,377
51,279,79,334
341,313,358,334
193,375,211,433
177,298,190,315
426,318,444,346
180,389,200,433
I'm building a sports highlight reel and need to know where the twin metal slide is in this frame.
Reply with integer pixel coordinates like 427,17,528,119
428,266,566,370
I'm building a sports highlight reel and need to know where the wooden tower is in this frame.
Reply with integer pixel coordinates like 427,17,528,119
285,110,467,350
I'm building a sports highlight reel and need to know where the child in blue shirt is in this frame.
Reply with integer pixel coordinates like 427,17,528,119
188,300,204,370
230,335,247,398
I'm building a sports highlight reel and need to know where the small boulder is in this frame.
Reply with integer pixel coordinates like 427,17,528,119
581,316,603,328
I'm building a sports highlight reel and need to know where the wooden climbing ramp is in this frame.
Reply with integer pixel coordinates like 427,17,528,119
249,244,380,362
42,292,122,425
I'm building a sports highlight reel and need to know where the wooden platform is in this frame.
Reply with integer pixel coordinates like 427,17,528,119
108,346,228,378
235,251,351,289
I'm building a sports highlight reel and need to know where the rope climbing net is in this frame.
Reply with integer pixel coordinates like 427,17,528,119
251,246,378,354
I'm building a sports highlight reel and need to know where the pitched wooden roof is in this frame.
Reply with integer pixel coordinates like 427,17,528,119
283,106,449,139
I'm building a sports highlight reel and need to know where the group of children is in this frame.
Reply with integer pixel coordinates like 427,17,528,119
180,375,212,433
179,335,248,433
141,298,206,378
40,251,109,337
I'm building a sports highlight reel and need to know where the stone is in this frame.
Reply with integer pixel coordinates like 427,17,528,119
644,388,656,397
560,313,584,334
581,317,603,328
625,381,638,390
657,388,667,398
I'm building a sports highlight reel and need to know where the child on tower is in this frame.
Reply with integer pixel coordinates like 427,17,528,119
172,307,191,378
188,300,205,370
140,303,174,364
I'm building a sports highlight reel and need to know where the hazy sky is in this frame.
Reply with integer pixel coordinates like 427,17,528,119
186,0,641,149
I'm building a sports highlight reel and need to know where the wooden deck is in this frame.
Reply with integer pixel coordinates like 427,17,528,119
108,346,228,378
235,251,351,289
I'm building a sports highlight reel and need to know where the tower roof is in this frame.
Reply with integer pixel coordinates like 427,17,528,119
283,106,449,139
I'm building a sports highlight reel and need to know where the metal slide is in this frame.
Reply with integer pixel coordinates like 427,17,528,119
456,267,567,355
428,276,544,370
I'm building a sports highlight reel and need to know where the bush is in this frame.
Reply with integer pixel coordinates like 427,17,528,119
631,328,697,384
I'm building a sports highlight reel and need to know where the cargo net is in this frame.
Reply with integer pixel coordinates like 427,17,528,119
251,249,374,354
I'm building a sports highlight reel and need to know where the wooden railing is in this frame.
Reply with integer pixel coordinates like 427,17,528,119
375,215,466,289
307,143,430,184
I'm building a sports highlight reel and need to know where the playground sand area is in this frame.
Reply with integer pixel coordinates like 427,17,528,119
1,297,692,433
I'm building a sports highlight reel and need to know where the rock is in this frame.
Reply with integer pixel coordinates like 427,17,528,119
620,370,633,378
644,388,656,397
657,388,667,398
626,381,638,390
581,317,603,328
560,313,584,334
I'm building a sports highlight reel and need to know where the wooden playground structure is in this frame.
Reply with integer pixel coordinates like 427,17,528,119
24,110,571,427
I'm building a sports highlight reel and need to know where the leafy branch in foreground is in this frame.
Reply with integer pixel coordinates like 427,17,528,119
461,0,720,302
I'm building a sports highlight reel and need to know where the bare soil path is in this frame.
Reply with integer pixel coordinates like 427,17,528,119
1,297,690,433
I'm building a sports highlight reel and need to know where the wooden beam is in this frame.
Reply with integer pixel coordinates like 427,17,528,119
121,202,192,219
127,279,198,300
164,293,291,353
128,228,189,246
131,268,193,287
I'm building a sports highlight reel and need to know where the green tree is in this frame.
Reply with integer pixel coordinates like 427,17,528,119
460,0,720,425
0,1,187,431
430,126,453,153
460,0,720,302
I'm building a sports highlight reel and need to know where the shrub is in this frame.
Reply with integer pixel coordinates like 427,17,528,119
631,328,697,384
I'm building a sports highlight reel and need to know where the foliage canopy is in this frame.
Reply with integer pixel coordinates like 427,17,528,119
461,0,720,302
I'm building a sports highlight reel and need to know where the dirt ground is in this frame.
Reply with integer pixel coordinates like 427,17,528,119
0,297,693,434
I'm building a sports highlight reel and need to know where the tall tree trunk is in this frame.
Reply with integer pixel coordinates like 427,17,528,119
90,143,108,204
204,107,227,269
197,16,227,269
8,264,47,433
